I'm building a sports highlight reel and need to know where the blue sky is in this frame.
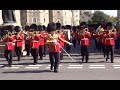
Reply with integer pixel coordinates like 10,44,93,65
91,10,117,17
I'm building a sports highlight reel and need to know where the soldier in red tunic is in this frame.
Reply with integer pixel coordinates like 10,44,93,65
46,22,73,73
38,25,45,60
104,27,117,63
29,24,40,64
78,24,91,63
14,26,24,61
24,25,31,56
1,27,15,66
71,26,77,48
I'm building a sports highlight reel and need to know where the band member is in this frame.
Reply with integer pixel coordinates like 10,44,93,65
104,27,117,63
71,26,77,48
46,22,72,73
78,25,91,63
14,26,24,61
29,24,40,64
38,25,45,60
56,23,65,60
24,25,31,56
1,26,15,66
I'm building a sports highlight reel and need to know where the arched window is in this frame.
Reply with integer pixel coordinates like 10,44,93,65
33,17,37,23
44,18,45,22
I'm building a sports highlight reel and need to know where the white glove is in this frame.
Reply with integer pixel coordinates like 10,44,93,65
68,42,73,45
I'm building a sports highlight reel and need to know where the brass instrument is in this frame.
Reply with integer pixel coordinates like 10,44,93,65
109,28,116,34
0,32,13,42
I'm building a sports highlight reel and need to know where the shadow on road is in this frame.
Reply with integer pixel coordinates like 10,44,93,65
2,70,53,74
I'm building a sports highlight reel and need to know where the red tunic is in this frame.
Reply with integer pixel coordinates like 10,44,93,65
3,36,15,50
30,35,40,49
39,32,45,46
59,34,65,47
14,33,24,47
78,33,91,46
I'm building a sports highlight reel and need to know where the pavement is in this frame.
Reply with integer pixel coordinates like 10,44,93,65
0,38,120,80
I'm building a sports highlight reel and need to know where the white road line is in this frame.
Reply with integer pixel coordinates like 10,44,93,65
25,67,39,69
48,65,62,66
90,65,105,66
0,65,4,67
28,65,42,67
114,67,120,68
3,67,20,69
89,67,105,68
113,65,120,66
46,67,60,69
69,65,83,67
11,65,23,67
67,67,82,68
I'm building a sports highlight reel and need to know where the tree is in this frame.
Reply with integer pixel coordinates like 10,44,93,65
91,11,109,24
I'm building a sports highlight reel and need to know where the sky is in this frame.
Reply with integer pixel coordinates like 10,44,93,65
91,10,117,17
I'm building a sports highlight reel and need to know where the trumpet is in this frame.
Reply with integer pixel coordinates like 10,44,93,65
109,28,116,34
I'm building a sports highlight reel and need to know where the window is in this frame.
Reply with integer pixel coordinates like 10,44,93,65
76,15,78,18
57,11,60,14
33,17,37,23
44,18,45,22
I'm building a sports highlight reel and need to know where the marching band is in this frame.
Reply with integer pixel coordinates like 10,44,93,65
0,21,119,73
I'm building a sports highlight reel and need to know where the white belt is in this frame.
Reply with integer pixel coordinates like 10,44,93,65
81,38,89,40
105,38,113,40
31,41,38,42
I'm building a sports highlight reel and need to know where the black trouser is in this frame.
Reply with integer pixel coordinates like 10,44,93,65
15,46,22,61
95,39,98,50
106,45,114,62
49,52,60,70
31,48,38,64
81,46,89,62
25,44,30,56
4,50,13,66
65,44,71,53
72,40,76,48
39,45,44,59
43,44,47,56
60,47,64,60
100,43,106,57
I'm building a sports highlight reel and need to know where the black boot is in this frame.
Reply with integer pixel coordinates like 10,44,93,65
54,69,58,73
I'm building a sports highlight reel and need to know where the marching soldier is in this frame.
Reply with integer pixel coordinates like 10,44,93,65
104,26,117,63
78,24,91,63
14,26,24,61
29,24,40,65
71,26,77,48
24,25,31,56
46,22,73,73
56,23,65,60
1,25,15,66
38,25,45,60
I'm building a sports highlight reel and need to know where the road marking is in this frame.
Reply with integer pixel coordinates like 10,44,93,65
48,65,62,66
11,65,23,67
113,65,120,66
90,65,105,66
3,67,20,69
46,67,60,69
69,65,83,66
25,67,39,69
28,65,42,67
67,67,82,68
0,65,4,67
89,67,105,68
114,67,120,68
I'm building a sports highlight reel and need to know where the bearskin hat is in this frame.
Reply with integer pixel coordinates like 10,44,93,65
42,25,46,31
66,25,71,30
25,25,30,31
30,24,38,31
72,26,77,31
80,22,87,26
47,22,56,32
14,26,21,32
56,23,61,30
61,26,66,29
37,25,42,31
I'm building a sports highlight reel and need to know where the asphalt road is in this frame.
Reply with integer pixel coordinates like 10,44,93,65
0,39,120,80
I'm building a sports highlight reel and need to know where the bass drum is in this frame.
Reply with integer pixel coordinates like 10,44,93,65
63,29,71,41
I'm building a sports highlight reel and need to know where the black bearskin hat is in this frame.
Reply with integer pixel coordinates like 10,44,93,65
37,25,42,31
47,22,56,32
5,25,14,33
61,26,66,29
25,25,30,31
72,26,77,31
42,25,46,31
30,24,38,31
80,22,86,26
66,25,71,30
14,26,21,32
56,23,61,30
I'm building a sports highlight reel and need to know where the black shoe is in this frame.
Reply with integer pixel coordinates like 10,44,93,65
50,66,53,70
86,60,88,63
106,58,108,61
40,58,43,60
54,69,58,73
82,58,84,62
111,60,114,63
33,63,37,65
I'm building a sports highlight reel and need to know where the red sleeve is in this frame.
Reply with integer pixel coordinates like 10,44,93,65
85,33,91,38
111,33,117,38
78,34,84,39
19,34,24,40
